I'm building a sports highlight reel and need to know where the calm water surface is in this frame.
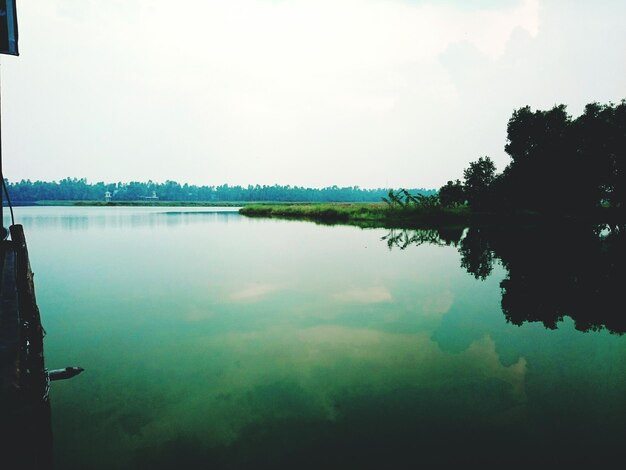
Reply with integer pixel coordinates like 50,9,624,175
15,206,626,468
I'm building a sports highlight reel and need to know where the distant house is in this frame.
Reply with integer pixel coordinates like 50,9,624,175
140,191,159,201
104,191,112,202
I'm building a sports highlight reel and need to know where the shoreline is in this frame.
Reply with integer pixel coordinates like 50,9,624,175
6,200,245,207
5,201,625,227
239,203,626,228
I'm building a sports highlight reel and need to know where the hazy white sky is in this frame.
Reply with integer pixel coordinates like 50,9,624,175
1,0,625,188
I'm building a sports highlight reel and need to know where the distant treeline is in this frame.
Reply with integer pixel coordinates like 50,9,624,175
4,179,435,203
440,100,626,213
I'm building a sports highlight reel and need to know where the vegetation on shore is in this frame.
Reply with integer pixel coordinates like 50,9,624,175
240,202,472,227
439,100,626,214
243,99,626,226
239,201,623,227
7,100,624,227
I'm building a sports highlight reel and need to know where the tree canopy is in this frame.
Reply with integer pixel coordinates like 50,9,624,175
440,99,626,214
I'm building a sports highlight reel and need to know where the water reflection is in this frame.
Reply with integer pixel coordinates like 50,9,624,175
17,208,626,467
383,224,626,334
381,227,462,249
17,207,240,231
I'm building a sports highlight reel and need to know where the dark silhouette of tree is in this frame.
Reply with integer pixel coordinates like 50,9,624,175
613,102,626,208
443,100,626,214
458,224,626,334
463,156,496,210
438,179,465,207
581,100,626,209
570,103,616,210
503,105,575,212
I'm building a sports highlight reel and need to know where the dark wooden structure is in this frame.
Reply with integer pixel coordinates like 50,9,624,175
1,224,53,469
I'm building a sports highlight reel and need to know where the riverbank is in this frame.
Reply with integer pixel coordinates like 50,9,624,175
239,203,473,227
7,201,625,227
239,203,626,227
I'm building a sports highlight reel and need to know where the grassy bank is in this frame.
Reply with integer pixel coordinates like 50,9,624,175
239,203,473,227
239,202,626,228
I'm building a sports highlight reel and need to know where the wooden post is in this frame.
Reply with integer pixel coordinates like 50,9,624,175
0,225,53,469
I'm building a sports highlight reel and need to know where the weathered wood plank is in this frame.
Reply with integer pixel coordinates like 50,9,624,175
1,226,53,469
0,244,20,394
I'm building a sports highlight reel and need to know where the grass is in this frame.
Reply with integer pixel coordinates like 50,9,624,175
239,202,473,227
240,202,626,229
240,202,382,220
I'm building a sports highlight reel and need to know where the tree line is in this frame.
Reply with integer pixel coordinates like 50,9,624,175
4,178,435,203
439,100,626,213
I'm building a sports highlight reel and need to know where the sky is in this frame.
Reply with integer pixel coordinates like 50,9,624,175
1,0,625,189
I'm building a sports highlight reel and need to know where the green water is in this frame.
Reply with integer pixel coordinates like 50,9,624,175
16,207,626,468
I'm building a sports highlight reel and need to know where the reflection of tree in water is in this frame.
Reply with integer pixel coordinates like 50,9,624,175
458,228,494,280
382,224,626,334
381,227,463,250
494,223,626,334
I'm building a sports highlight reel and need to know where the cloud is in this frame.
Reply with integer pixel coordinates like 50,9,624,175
114,327,528,449
434,0,626,174
228,283,281,302
333,285,393,303
421,289,454,316
4,0,623,188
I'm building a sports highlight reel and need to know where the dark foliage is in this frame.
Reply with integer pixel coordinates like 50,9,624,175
381,223,626,334
439,99,626,214
462,223,626,334
381,189,440,209
462,157,496,210
438,179,465,207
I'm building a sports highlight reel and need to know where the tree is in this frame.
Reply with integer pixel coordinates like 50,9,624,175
463,156,496,210
596,100,626,209
438,179,465,207
503,105,573,212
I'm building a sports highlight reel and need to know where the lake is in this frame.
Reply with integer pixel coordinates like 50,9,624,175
14,206,626,468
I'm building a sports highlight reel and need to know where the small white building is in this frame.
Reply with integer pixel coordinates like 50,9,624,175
104,191,112,202
141,191,159,200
